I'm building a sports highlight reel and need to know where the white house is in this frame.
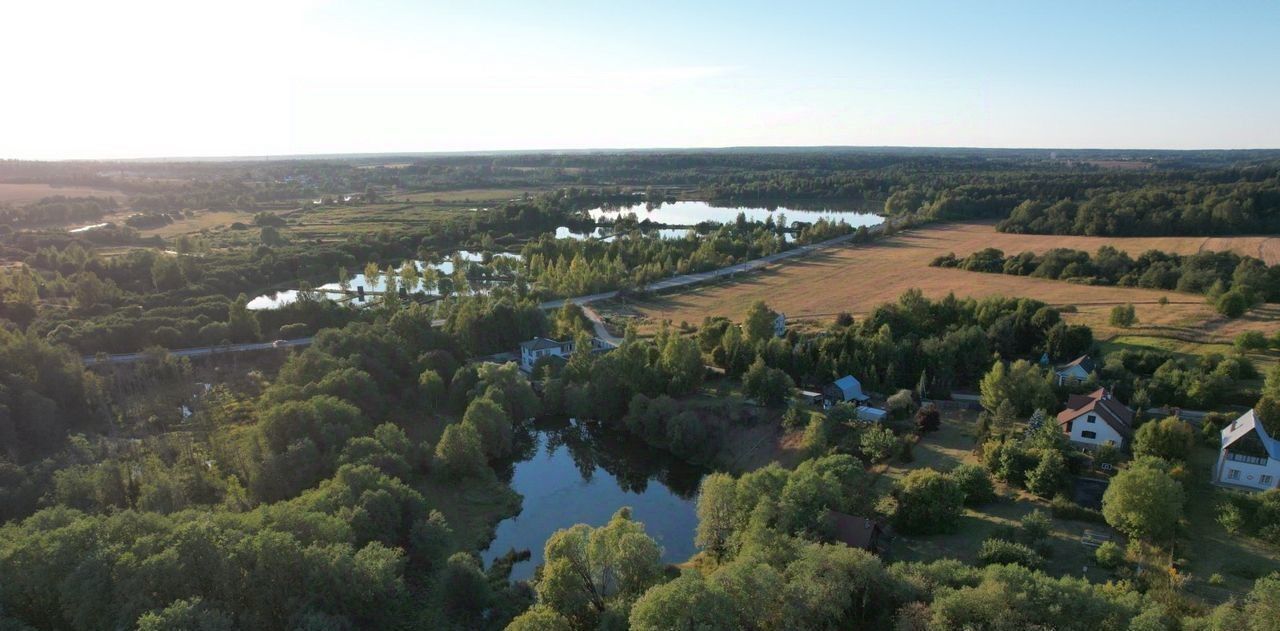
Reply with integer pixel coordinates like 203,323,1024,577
1057,387,1133,449
856,406,888,423
1054,355,1096,386
773,313,787,338
519,336,611,373
1213,409,1280,491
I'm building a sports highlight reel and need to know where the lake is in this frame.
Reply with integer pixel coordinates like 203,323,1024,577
483,418,705,580
588,200,884,228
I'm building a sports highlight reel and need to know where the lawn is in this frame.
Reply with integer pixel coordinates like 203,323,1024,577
874,411,1125,579
600,221,1280,343
1177,445,1280,599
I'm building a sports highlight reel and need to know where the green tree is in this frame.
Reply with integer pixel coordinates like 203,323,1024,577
659,329,705,396
1109,303,1137,327
743,301,779,343
1025,450,1067,497
506,605,574,631
979,360,1055,417
1133,417,1195,462
1102,465,1184,542
462,397,514,460
893,468,964,535
136,598,235,631
860,426,897,463
628,573,737,631
536,508,663,628
434,423,487,478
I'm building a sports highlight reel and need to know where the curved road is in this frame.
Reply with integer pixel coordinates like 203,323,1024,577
87,218,898,365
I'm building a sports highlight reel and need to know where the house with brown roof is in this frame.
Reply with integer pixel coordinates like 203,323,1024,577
1057,387,1133,449
824,510,887,554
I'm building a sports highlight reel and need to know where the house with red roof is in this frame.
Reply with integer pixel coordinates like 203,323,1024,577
1057,387,1134,449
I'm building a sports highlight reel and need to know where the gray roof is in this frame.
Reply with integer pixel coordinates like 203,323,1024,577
1222,409,1280,460
520,337,570,352
832,375,870,402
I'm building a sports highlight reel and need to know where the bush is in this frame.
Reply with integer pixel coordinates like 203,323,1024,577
1025,450,1067,497
861,426,898,463
949,463,996,506
893,469,965,535
1049,495,1107,524
1109,303,1137,327
1133,417,1195,462
1020,510,1052,544
977,539,1042,568
1216,289,1251,318
1094,541,1124,569
1236,330,1269,352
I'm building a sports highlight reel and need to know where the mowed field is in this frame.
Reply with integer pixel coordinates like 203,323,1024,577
605,222,1280,342
0,182,124,204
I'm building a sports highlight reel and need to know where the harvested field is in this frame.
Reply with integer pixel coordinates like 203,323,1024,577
0,182,123,204
603,222,1280,342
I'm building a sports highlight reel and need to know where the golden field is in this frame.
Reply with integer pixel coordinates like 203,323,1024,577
603,222,1280,342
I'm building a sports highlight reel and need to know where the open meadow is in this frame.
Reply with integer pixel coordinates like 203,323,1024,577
0,182,124,204
603,221,1280,343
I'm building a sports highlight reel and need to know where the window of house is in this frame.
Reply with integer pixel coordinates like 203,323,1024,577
1086,415,1096,423
1228,469,1241,481
1263,475,1275,487
1081,430,1097,439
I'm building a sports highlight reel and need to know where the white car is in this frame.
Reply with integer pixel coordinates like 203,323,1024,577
272,339,289,348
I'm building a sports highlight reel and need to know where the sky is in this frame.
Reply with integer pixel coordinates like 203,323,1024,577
2,0,1279,159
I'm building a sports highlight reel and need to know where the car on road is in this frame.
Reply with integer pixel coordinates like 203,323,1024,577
272,339,289,348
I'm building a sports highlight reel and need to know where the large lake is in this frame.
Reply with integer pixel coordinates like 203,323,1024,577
588,200,884,228
483,418,705,581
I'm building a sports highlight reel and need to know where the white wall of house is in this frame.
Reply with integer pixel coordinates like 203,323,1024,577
520,344,572,371
1064,412,1124,447
1214,453,1280,491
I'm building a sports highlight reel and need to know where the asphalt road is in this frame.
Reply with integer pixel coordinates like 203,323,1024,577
88,217,896,365
84,337,314,365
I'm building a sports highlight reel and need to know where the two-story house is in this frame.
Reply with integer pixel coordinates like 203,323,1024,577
1213,409,1280,491
1057,387,1133,449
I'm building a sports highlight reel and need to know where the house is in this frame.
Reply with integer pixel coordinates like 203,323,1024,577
823,375,870,408
1212,409,1280,491
1057,387,1134,449
824,511,887,554
773,313,787,338
856,407,888,423
1054,354,1096,386
518,336,611,373
797,390,824,406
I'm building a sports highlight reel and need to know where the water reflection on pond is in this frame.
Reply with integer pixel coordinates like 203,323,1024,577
483,418,706,580
588,200,884,228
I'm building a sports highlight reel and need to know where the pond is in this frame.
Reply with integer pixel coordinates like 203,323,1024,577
483,418,706,580
588,200,884,228
246,250,521,311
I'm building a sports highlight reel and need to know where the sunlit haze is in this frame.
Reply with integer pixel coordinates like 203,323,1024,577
4,0,1279,159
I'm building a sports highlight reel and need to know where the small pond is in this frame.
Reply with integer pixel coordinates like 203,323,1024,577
588,200,884,228
246,250,521,311
483,418,706,580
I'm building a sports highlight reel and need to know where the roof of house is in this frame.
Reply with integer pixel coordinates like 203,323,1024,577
1222,409,1280,460
1057,354,1096,374
825,511,884,550
830,375,870,402
1057,387,1134,438
520,337,570,352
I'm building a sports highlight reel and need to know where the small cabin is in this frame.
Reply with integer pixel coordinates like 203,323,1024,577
825,511,887,554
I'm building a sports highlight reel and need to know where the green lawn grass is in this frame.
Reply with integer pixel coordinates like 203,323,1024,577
1177,445,1280,599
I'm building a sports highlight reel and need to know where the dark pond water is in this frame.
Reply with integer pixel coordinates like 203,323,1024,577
482,418,706,580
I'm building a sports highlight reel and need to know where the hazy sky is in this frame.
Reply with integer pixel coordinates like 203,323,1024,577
3,0,1279,159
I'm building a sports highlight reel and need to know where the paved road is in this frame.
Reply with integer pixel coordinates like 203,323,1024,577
85,338,313,365
89,217,898,365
